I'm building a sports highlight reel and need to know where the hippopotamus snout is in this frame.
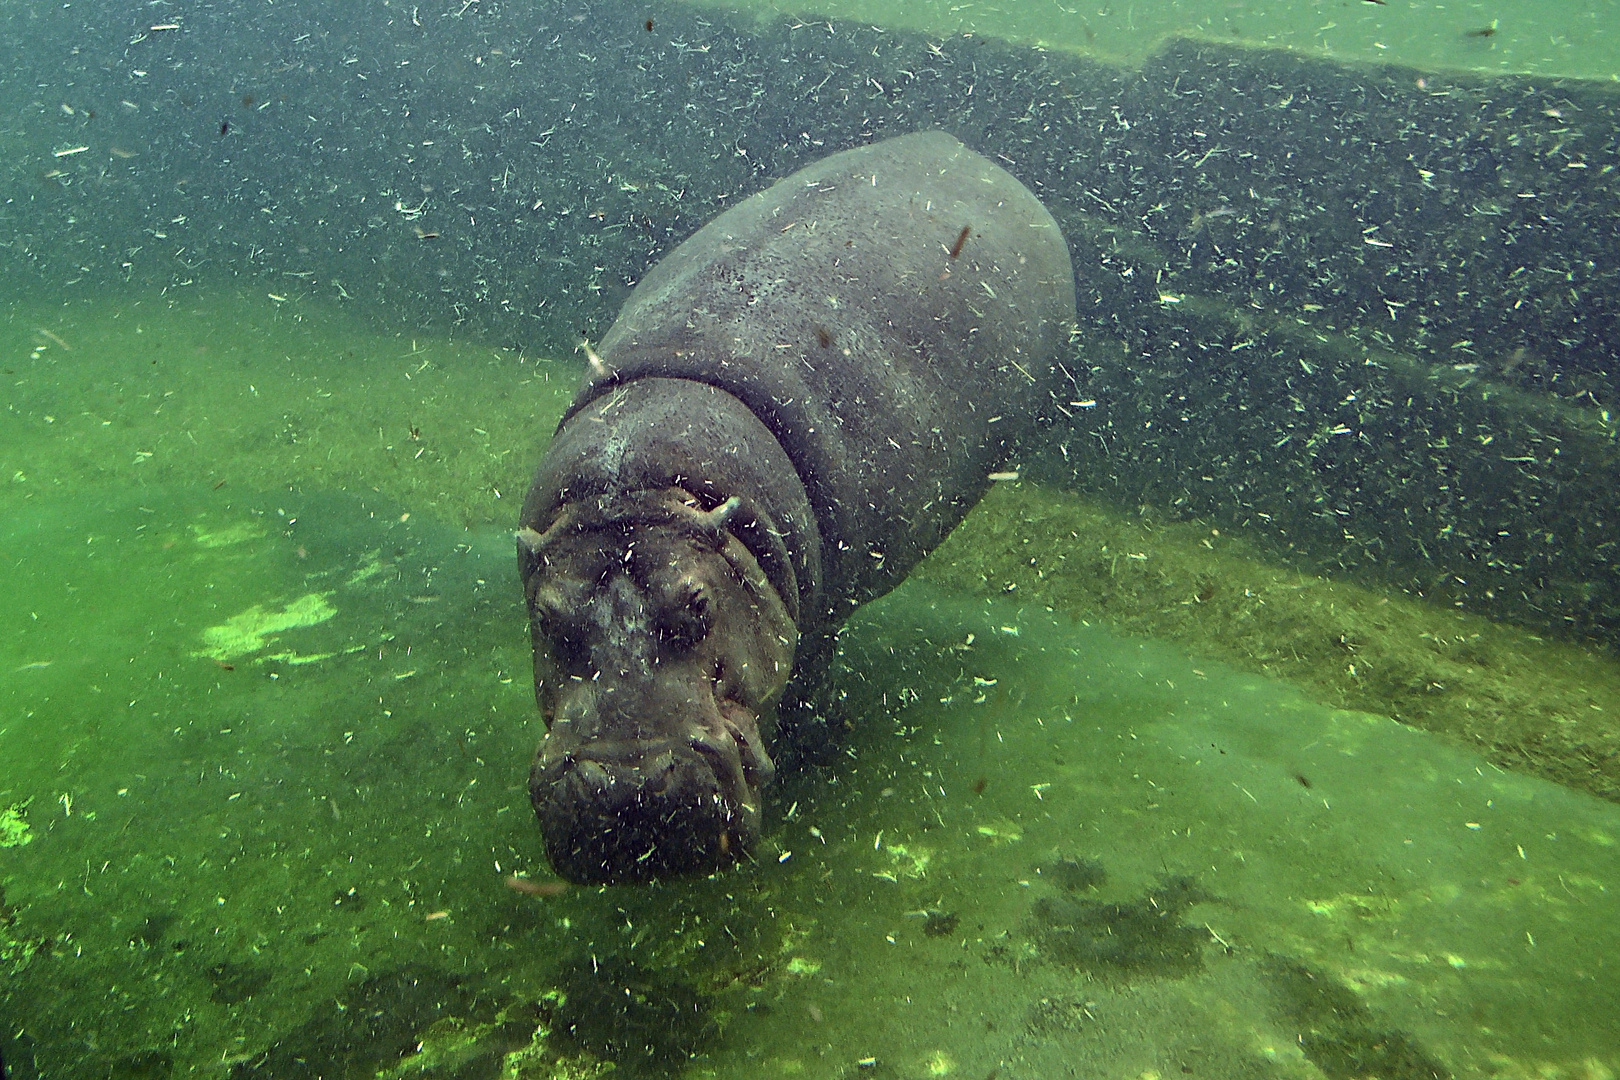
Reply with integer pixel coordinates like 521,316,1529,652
531,701,775,883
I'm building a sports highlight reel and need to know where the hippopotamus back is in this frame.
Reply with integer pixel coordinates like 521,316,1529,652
551,130,1075,627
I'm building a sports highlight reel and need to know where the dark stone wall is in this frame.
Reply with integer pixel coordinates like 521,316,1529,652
3,0,1617,643
1024,45,1620,645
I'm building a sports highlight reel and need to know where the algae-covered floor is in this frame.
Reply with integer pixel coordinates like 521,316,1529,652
920,485,1620,804
696,0,1620,81
2,296,1618,1079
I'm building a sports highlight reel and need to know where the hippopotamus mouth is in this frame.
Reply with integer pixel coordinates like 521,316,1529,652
530,693,777,884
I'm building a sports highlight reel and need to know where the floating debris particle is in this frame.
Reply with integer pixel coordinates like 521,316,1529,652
975,819,1022,843
505,874,570,897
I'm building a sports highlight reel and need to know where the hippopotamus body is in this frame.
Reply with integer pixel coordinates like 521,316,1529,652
518,130,1076,883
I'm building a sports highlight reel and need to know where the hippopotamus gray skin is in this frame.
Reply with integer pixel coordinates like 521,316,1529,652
517,130,1076,884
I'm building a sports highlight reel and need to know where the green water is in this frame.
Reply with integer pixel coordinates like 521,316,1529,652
711,0,1620,80
2,299,1617,1078
5,0,1620,1067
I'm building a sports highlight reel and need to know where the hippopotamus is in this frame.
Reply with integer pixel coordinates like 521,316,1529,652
517,130,1076,884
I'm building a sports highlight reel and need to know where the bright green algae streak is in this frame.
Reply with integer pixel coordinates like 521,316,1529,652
0,804,31,848
2,298,1618,1077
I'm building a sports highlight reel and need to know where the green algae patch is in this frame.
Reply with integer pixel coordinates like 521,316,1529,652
920,481,1620,803
262,646,365,666
0,931,37,975
0,800,32,848
346,552,388,587
377,1009,545,1080
196,592,337,662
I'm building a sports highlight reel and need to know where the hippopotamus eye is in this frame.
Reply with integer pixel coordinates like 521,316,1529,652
534,609,593,677
656,587,712,652
549,633,592,677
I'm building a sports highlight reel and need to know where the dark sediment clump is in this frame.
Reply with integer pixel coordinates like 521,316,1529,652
1304,1030,1451,1080
227,964,507,1080
1263,956,1452,1080
204,958,273,1005
1039,855,1107,892
1264,955,1375,1030
1028,874,1214,979
545,954,717,1072
132,912,177,951
102,1049,175,1080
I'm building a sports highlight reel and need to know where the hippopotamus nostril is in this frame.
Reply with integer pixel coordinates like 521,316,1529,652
534,749,740,884
571,758,611,792
644,750,687,796
685,736,737,793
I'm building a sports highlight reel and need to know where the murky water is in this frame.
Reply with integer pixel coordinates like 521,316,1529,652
4,0,1619,1077
2,299,1616,1079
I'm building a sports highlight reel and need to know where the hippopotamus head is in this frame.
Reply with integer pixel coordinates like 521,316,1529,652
517,488,798,884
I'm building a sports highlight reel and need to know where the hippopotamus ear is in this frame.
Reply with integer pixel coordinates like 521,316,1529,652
515,525,546,582
701,495,742,530
698,495,800,626
652,493,740,549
